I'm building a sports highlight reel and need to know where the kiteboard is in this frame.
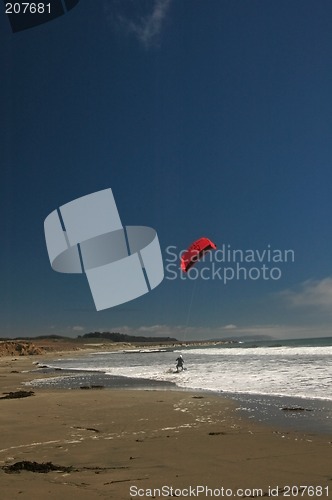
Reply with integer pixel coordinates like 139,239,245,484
167,367,187,374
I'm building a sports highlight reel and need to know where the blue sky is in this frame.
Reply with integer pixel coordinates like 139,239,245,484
1,0,332,340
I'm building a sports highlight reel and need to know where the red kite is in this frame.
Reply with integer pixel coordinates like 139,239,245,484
180,237,217,272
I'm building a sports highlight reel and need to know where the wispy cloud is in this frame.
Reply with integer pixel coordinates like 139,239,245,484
281,277,332,312
128,0,171,47
72,325,85,332
112,323,330,340
105,0,172,48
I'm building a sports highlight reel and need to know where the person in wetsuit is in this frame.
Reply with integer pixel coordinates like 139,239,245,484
176,354,184,372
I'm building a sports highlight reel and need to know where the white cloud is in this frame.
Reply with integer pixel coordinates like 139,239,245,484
106,0,172,48
72,325,85,332
281,277,332,311
112,323,331,340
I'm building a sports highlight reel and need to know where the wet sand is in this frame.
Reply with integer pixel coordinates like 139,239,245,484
0,355,331,499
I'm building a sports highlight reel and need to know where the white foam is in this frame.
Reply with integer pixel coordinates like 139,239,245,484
33,344,332,401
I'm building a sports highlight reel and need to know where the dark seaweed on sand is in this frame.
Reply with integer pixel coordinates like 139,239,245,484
0,390,34,400
2,461,73,474
281,407,313,412
1,461,129,474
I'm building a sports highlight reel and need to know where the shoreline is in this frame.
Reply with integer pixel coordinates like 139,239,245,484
25,351,332,437
4,351,332,438
1,353,331,499
27,373,332,437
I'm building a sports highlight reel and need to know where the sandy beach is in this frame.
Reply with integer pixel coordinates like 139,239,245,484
0,353,331,500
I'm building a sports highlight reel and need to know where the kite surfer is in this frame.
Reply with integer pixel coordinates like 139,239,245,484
176,354,184,372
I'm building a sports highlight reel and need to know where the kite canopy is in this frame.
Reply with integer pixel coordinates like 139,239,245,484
180,237,217,272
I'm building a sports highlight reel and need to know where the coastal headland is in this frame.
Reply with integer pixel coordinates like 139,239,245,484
0,335,237,358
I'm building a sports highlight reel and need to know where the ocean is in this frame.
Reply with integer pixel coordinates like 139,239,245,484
27,336,332,433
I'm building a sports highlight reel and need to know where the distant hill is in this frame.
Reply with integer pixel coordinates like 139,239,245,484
0,332,178,343
81,332,178,343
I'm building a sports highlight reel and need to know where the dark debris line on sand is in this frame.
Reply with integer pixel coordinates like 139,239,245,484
1,461,72,474
73,426,100,433
280,407,313,412
0,390,34,400
80,385,104,390
1,461,131,474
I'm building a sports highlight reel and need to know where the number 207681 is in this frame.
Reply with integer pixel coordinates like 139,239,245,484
6,3,51,14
